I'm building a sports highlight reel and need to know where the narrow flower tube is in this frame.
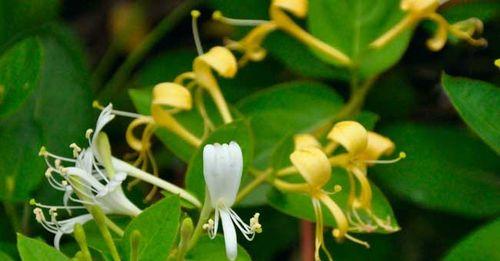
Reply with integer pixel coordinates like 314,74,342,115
202,142,261,261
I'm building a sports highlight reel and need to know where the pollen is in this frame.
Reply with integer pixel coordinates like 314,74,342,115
69,143,82,158
85,129,94,139
202,218,215,231
38,146,48,157
250,213,262,233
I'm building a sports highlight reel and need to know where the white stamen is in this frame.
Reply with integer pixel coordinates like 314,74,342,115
212,11,268,26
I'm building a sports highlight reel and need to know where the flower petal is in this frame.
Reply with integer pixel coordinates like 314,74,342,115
327,121,368,156
290,147,331,189
194,46,237,79
293,134,322,150
152,82,192,110
220,209,238,261
361,132,395,162
272,0,308,18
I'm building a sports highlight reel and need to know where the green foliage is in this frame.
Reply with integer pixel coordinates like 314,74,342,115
17,234,69,261
0,33,93,201
185,120,254,200
186,236,251,261
122,196,181,261
373,123,500,217
308,0,412,77
237,81,344,167
442,74,500,154
0,251,14,261
443,218,500,261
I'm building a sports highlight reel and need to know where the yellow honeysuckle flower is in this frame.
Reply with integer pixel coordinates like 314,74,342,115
275,133,373,260
327,121,404,233
371,0,487,51
213,0,351,67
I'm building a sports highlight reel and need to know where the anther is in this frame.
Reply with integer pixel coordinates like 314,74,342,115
33,208,44,222
249,213,262,233
69,143,82,158
92,100,104,109
45,168,53,178
39,146,48,157
85,129,94,139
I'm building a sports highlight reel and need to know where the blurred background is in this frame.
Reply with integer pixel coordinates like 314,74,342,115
0,0,498,260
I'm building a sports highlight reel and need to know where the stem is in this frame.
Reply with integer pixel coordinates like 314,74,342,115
112,158,202,208
313,76,377,138
98,0,200,99
90,206,121,261
3,202,20,232
105,216,125,237
92,39,120,91
235,169,271,203
73,223,92,261
187,191,212,251
130,230,141,261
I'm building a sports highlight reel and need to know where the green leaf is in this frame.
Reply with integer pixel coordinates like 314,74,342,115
122,196,181,261
308,0,412,77
237,81,344,168
267,136,398,233
264,31,349,81
0,251,14,261
0,38,42,116
0,0,60,50
373,123,500,217
17,234,69,261
441,1,500,23
186,236,251,261
185,120,254,200
0,34,93,201
442,74,500,154
443,218,500,261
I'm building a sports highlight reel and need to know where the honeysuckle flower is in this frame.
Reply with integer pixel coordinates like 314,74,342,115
327,121,404,232
371,0,486,51
213,0,351,67
34,143,141,249
202,142,261,261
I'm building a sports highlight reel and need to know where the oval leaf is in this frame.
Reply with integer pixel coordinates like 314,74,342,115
372,123,500,217
308,0,412,77
444,218,500,261
17,234,69,261
442,74,500,154
122,196,181,261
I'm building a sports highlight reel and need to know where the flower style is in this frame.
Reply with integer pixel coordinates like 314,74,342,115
326,121,404,232
212,0,351,67
371,0,487,51
202,142,261,261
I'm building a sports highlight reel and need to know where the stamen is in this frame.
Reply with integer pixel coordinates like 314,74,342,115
33,208,45,223
345,233,370,249
249,213,262,233
212,10,268,26
39,146,48,156
93,101,144,119
203,218,215,238
70,143,82,158
322,184,342,195
85,129,94,139
191,10,204,56
364,152,406,164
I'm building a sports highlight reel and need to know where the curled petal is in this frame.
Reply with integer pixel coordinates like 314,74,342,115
400,0,439,15
125,117,154,152
293,134,322,150
290,147,331,189
327,121,367,156
220,209,238,261
194,46,237,79
226,22,278,64
426,13,449,51
272,0,308,18
361,132,395,162
152,82,192,111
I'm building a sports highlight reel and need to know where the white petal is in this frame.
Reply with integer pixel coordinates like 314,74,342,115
203,142,243,208
220,209,238,261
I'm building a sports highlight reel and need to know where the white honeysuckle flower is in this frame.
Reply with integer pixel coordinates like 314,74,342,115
203,142,262,261
34,104,142,249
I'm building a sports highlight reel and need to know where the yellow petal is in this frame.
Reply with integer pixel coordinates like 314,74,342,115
327,121,367,156
226,22,278,63
126,117,153,152
194,46,237,79
152,82,192,111
293,134,322,150
272,0,308,18
290,147,331,188
401,0,439,15
360,132,395,162
426,13,449,51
